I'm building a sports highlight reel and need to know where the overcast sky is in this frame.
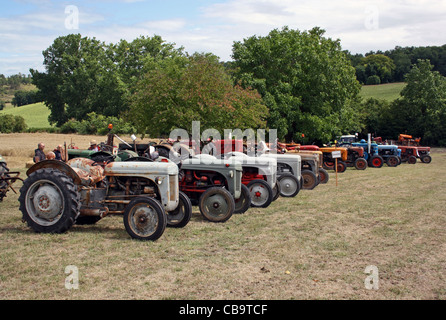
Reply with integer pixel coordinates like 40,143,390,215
1,0,446,76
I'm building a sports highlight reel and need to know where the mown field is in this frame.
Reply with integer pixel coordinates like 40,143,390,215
359,82,406,102
0,133,445,300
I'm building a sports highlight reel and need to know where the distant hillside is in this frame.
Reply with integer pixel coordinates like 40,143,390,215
0,102,52,128
360,82,406,102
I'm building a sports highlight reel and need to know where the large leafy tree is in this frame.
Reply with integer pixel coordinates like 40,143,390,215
31,34,182,126
129,53,268,137
231,26,361,143
391,60,446,145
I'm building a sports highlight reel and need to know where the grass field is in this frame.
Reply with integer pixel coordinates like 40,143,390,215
0,133,445,300
360,82,406,102
0,102,52,128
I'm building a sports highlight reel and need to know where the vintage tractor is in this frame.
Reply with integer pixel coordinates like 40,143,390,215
222,152,277,208
377,145,401,167
259,153,302,198
18,157,187,241
398,146,431,164
179,154,248,221
321,146,368,171
351,140,384,168
281,150,324,189
0,155,23,202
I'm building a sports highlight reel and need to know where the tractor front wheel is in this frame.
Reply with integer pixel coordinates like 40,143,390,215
247,179,273,208
408,156,417,164
199,187,234,222
123,197,167,240
354,158,368,170
386,156,399,167
421,155,432,163
277,173,301,197
301,170,317,190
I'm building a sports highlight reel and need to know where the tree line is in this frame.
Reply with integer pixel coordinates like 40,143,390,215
29,28,446,146
345,45,446,85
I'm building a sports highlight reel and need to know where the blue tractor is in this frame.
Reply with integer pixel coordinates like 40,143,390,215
351,140,385,168
377,145,401,167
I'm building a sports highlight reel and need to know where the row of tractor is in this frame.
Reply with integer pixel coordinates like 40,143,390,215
0,130,431,242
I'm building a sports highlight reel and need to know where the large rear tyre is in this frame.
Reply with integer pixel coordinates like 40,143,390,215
19,168,80,234
167,191,192,228
199,187,234,222
234,184,251,214
247,179,273,208
123,197,167,241
278,173,300,197
369,155,384,168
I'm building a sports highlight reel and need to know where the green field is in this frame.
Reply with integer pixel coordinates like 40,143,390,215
0,102,52,128
360,82,406,102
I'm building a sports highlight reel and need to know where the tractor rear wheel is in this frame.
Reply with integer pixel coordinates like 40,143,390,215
19,168,80,234
234,184,251,214
277,173,300,197
123,197,167,240
199,187,234,222
354,158,368,170
247,179,273,208
386,156,399,167
408,156,417,164
167,191,192,228
301,170,317,190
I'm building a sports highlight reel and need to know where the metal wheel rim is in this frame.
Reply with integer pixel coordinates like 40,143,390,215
25,179,65,226
128,204,159,237
279,177,298,196
302,173,315,188
202,192,230,218
372,158,382,167
249,183,269,206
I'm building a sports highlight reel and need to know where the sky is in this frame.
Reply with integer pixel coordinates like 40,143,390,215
1,0,446,76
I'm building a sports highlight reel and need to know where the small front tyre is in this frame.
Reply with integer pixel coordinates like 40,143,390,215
199,187,234,222
123,197,167,241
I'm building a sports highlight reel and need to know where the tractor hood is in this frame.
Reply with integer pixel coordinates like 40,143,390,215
104,161,178,176
182,154,243,172
222,151,277,176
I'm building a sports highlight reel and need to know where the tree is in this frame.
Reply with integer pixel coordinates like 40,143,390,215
129,53,268,137
231,26,361,143
391,60,446,145
31,34,182,126
362,54,396,83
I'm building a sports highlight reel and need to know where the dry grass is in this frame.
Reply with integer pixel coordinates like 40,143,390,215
0,133,445,300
